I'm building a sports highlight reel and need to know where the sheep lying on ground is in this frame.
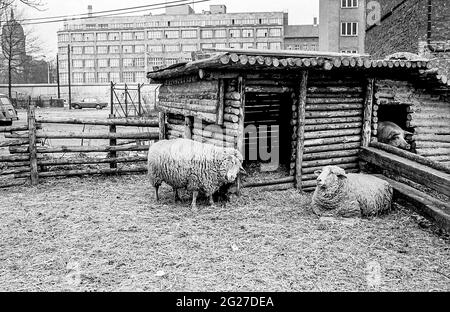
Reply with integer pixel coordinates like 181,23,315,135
311,166,393,218
147,138,244,211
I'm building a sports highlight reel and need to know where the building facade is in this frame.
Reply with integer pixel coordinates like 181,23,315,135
56,5,292,85
365,0,450,76
284,22,319,51
319,0,366,53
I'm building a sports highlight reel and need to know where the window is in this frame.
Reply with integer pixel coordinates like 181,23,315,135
310,44,318,51
215,29,226,38
256,42,268,49
123,72,134,82
201,43,213,49
135,72,146,82
341,50,358,54
71,33,83,41
98,59,108,68
215,43,226,49
59,60,67,70
60,73,68,84
86,24,96,29
110,72,120,82
134,58,144,67
201,30,213,38
182,44,197,52
148,30,162,39
85,72,96,83
84,46,94,54
98,72,109,83
165,45,179,52
123,45,133,53
58,34,69,42
123,58,134,67
229,42,240,49
122,32,133,40
166,58,178,66
83,33,94,41
73,60,83,68
242,29,254,38
269,42,281,50
85,59,95,68
110,59,120,67
256,28,268,37
134,32,145,40
269,28,282,37
148,45,163,52
242,42,253,49
149,57,164,66
181,30,197,38
108,32,120,40
134,45,145,53
73,73,84,83
58,46,68,54
72,47,83,54
341,0,358,8
97,33,107,41
109,45,120,54
98,24,108,29
229,29,240,38
341,22,358,36
165,30,179,39
97,46,107,54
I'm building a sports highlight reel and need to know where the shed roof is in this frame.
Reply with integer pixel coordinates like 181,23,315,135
147,49,450,89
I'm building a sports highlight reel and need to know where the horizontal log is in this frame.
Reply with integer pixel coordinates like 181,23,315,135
304,128,361,140
306,98,363,104
307,86,363,93
1,161,30,168
414,127,450,135
10,145,150,154
36,131,159,140
159,100,218,114
245,86,293,93
0,178,28,188
38,167,147,178
413,141,450,149
359,147,450,195
192,128,236,143
0,155,30,162
304,116,362,125
307,92,363,98
302,156,359,168
0,166,30,176
192,135,234,148
426,155,450,162
225,92,241,101
305,103,363,111
166,124,186,133
306,111,362,118
246,182,295,192
37,156,148,166
304,135,362,147
167,118,186,126
370,142,450,174
36,117,159,127
304,142,361,154
412,134,450,143
407,119,450,128
242,176,295,188
303,149,360,161
0,139,29,147
416,147,450,157
159,106,216,123
301,162,359,175
304,122,362,132
0,125,28,133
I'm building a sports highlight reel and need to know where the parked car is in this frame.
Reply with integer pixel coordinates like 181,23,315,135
0,93,18,126
71,98,108,110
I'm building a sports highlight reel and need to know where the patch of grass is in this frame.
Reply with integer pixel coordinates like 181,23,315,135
0,174,449,292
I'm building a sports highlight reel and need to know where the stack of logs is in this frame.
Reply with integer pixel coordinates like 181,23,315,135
166,113,185,139
295,76,364,191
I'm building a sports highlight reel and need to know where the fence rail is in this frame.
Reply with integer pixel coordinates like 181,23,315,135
0,103,158,188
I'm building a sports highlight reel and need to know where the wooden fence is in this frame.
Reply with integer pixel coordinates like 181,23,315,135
0,104,160,188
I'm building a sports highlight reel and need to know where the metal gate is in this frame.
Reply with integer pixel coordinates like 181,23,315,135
110,82,144,118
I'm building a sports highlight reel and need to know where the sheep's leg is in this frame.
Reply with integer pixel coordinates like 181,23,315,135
191,191,198,212
174,189,180,202
154,185,160,201
208,194,217,208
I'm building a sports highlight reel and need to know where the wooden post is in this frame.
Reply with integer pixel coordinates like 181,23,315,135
110,82,115,116
67,44,72,110
27,97,38,185
137,83,142,116
217,79,225,125
295,71,308,191
124,83,128,117
362,78,375,147
236,76,245,196
109,123,117,169
184,116,193,139
159,112,166,140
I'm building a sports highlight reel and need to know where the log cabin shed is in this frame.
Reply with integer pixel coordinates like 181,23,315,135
147,48,450,192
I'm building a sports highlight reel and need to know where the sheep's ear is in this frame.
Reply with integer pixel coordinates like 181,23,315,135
314,170,322,177
239,165,247,175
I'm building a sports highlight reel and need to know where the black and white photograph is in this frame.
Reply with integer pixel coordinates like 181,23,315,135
0,0,449,300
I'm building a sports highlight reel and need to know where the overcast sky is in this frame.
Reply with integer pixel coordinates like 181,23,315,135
17,0,319,59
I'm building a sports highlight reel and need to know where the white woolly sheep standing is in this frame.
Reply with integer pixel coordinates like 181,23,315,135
147,138,244,211
311,166,393,218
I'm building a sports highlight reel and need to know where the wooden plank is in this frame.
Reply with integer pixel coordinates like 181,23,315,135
0,139,29,147
376,175,450,232
360,147,450,195
10,145,150,154
36,117,159,127
158,112,166,140
362,78,374,147
242,176,295,188
0,125,28,133
296,70,308,190
36,131,159,140
28,104,38,186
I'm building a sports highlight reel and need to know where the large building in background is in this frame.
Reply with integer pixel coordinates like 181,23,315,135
56,4,318,85
319,0,366,54
284,19,319,51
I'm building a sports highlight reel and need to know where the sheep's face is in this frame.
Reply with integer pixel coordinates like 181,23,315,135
314,166,347,189
221,155,244,183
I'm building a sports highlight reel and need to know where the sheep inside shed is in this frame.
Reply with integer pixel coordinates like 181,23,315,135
311,166,393,218
147,138,245,211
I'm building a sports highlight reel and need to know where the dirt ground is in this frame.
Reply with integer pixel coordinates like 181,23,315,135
0,174,449,292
